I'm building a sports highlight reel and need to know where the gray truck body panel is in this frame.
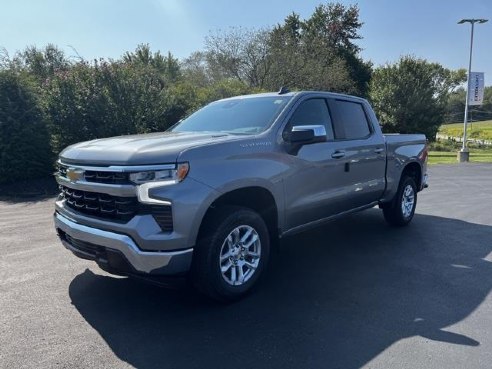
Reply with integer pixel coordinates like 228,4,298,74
54,91,427,275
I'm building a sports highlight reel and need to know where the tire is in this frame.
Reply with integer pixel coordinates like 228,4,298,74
191,206,270,302
382,176,417,227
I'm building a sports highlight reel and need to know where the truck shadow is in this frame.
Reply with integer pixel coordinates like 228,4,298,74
69,210,492,369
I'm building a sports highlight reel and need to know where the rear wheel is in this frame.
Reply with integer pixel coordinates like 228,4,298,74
382,176,417,227
191,206,270,302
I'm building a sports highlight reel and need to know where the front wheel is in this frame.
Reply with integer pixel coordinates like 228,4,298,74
191,206,270,302
382,176,417,227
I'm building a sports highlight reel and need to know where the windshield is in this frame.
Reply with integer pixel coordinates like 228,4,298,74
171,96,291,134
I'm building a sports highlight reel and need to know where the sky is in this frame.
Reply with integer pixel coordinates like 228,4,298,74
1,0,491,85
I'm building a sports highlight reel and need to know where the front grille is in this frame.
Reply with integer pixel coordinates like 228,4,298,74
60,185,139,222
84,170,129,185
60,186,174,231
57,163,130,185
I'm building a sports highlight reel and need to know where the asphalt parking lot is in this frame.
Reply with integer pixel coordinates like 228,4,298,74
1,164,491,369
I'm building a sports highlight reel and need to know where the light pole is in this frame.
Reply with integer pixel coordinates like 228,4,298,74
457,18,488,162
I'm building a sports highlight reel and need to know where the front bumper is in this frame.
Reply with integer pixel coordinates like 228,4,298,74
54,212,193,275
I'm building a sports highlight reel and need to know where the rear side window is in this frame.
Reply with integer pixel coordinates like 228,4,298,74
333,100,371,139
287,99,334,140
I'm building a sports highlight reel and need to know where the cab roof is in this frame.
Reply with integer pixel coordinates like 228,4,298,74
218,90,367,104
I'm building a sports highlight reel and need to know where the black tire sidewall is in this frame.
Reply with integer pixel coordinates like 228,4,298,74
194,207,270,300
394,176,417,224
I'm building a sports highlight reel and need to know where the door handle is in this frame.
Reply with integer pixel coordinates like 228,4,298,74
331,150,346,159
374,148,384,154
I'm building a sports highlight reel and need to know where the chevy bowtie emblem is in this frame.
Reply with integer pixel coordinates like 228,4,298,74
66,168,84,182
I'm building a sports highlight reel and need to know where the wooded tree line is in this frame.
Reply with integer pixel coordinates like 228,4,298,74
445,86,492,123
0,2,469,183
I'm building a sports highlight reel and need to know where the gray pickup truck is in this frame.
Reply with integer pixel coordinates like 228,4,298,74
54,90,428,301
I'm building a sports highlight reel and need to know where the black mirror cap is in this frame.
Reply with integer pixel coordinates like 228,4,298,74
289,129,315,143
287,125,327,144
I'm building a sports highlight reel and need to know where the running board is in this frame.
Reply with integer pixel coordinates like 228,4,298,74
280,201,379,238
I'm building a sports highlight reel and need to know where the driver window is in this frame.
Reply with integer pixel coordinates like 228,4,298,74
287,99,334,140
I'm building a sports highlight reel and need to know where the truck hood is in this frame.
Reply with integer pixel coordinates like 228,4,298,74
59,131,238,166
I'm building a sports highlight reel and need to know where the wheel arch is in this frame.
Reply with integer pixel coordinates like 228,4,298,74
380,159,423,206
196,186,279,245
401,161,422,190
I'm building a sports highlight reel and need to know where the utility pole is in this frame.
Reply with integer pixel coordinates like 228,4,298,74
457,18,488,162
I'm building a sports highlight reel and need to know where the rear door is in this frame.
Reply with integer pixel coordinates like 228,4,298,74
327,98,386,209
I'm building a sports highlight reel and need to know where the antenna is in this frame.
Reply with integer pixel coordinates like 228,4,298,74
278,86,290,95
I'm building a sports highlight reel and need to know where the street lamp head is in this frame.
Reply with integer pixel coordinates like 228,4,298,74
458,18,489,24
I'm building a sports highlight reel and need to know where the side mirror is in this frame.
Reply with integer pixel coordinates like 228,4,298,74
288,125,327,144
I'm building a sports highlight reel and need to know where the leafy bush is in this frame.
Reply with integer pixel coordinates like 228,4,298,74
46,60,191,154
369,56,466,140
0,71,52,183
429,140,460,152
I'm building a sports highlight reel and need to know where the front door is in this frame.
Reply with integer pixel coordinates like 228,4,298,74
282,97,387,231
282,97,353,230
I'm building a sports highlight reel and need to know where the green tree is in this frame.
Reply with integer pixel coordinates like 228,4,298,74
198,79,255,105
169,78,256,119
181,51,215,88
205,27,272,88
369,56,466,140
445,88,466,123
13,44,71,82
265,2,371,95
124,44,181,83
445,86,492,123
46,55,190,154
200,3,370,95
0,70,52,183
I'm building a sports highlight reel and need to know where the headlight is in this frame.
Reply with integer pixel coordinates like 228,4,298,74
129,163,189,185
134,163,190,205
